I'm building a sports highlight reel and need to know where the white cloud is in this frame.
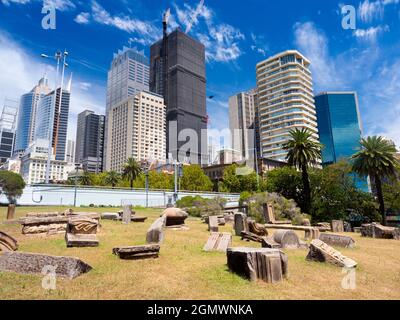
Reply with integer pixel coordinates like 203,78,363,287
250,33,269,57
43,0,75,11
1,0,30,5
78,82,91,91
358,0,400,23
353,25,390,42
0,32,104,143
74,12,90,24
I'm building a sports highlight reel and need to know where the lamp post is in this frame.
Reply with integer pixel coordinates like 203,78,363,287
41,50,68,184
73,163,81,207
145,166,149,208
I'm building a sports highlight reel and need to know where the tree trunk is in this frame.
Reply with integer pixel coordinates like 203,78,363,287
130,179,133,190
374,174,386,226
302,164,311,214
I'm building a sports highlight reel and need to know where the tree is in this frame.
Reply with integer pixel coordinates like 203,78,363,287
79,171,94,186
180,165,213,192
104,171,121,188
122,158,142,189
220,164,259,193
282,128,322,214
0,171,26,204
352,136,399,225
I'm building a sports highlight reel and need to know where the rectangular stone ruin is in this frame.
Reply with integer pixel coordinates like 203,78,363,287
146,215,166,244
248,220,268,237
262,203,291,225
203,233,232,252
162,208,188,227
263,230,307,249
101,212,120,220
265,224,320,240
319,233,355,248
113,244,160,260
65,218,99,248
234,213,248,236
0,231,18,252
208,216,219,233
361,223,400,240
331,220,345,233
122,205,132,224
227,247,288,283
0,252,92,279
26,212,61,218
22,216,69,235
65,233,99,248
306,239,357,268
304,228,321,240
316,222,332,231
353,227,361,233
241,231,268,244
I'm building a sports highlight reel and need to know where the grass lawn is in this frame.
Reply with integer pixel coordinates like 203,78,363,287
0,206,399,300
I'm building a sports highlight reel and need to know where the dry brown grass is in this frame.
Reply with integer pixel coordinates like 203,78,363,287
0,206,399,300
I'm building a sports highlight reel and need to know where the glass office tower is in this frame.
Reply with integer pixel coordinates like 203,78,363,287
315,92,368,191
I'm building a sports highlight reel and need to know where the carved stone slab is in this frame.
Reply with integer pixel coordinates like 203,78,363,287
113,244,160,260
306,239,357,268
22,216,69,235
234,213,248,236
0,231,18,252
203,233,232,252
361,223,400,240
319,233,355,248
67,218,98,235
208,216,219,233
248,220,268,237
227,247,288,283
122,205,132,224
0,252,92,279
65,233,99,248
146,215,166,244
331,220,345,233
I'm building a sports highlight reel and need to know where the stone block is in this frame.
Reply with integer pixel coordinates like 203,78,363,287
273,230,306,249
227,247,288,283
22,216,69,235
203,233,232,252
234,213,248,236
208,216,219,233
0,252,92,279
306,239,357,268
331,220,345,233
248,220,268,237
65,233,99,248
67,218,98,235
101,212,120,220
122,205,132,224
146,216,166,244
113,245,160,260
361,223,400,240
161,208,188,226
319,233,355,248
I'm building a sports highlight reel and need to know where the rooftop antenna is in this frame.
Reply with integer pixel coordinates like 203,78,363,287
163,8,171,37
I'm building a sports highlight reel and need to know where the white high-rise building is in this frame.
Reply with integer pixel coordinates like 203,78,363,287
228,89,257,159
256,50,319,162
105,91,166,173
65,139,75,164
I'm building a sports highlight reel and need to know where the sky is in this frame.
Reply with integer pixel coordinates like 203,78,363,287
0,0,400,151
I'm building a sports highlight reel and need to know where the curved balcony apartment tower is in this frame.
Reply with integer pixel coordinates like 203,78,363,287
256,50,319,162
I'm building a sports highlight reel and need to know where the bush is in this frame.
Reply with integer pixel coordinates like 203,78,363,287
176,196,227,217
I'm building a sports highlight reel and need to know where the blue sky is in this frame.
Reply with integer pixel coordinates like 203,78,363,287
0,0,400,149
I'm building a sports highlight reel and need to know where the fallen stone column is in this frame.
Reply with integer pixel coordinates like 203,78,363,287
319,233,355,248
113,245,160,260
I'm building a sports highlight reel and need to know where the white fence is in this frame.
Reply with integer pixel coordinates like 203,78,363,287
0,185,240,207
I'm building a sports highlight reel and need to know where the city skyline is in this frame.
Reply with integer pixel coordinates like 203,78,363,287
0,0,399,149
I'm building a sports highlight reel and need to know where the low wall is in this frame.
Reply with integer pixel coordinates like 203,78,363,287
0,185,240,207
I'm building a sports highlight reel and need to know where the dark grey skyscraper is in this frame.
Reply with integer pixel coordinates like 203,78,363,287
75,110,105,173
150,27,207,164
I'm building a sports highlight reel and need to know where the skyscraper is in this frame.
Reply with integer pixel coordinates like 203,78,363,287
104,47,150,168
105,91,166,173
150,27,207,165
65,139,75,164
315,92,363,164
256,50,319,162
14,77,51,155
0,98,18,163
34,87,70,161
75,110,105,173
229,89,257,159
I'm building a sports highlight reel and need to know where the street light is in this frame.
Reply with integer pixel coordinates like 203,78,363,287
73,163,81,207
40,49,69,184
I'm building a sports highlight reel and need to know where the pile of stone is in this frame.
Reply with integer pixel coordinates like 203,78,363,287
162,208,188,228
204,233,232,252
113,244,160,260
361,223,400,240
65,217,99,248
227,247,288,283
262,230,307,250
319,233,355,248
306,239,357,268
0,252,92,279
0,231,18,252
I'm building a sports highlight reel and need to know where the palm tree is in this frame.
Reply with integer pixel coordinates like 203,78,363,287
122,158,142,189
351,136,399,225
282,128,322,214
104,171,121,188
79,171,93,186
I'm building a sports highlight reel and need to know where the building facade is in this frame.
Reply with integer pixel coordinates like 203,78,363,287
105,91,166,173
75,110,105,173
229,89,257,159
0,98,18,163
256,50,319,162
14,77,51,154
34,88,70,162
150,28,207,165
20,139,72,184
315,92,368,191
65,139,75,164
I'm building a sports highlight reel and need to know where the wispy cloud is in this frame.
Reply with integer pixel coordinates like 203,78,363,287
1,0,76,11
250,33,269,57
358,0,400,23
74,12,90,24
353,24,390,42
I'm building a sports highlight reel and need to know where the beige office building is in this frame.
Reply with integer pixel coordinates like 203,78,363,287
256,50,319,162
228,89,257,159
105,91,166,172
